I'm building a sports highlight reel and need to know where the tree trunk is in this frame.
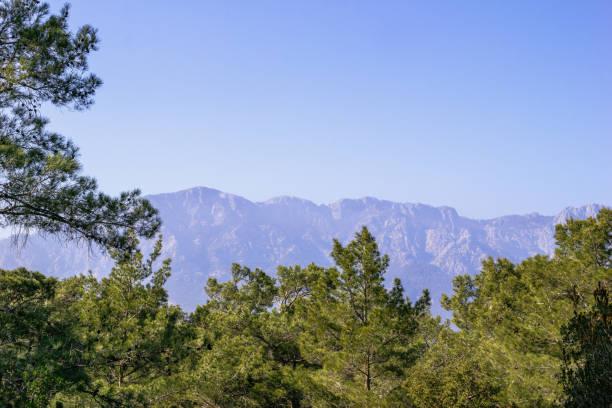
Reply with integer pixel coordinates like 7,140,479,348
365,354,371,391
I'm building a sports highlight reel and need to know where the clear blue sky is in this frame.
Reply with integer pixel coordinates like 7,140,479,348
44,1,611,219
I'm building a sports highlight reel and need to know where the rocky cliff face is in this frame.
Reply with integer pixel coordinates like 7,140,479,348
0,186,604,315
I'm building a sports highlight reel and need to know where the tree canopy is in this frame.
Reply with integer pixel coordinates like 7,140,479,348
0,214,611,406
0,0,160,251
433,209,612,407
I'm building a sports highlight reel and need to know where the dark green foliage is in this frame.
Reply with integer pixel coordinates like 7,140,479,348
55,234,188,407
300,226,431,406
2,212,612,407
560,282,612,408
555,210,612,270
0,0,100,111
0,0,160,251
403,329,501,408
0,267,87,407
438,209,612,407
182,263,311,407
177,228,433,408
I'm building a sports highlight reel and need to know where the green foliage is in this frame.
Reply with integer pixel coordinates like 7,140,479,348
299,226,432,406
560,282,612,407
182,263,307,407
0,267,87,407
54,234,187,407
174,227,432,408
403,328,501,407
440,209,612,407
0,0,100,110
0,0,160,251
2,211,611,407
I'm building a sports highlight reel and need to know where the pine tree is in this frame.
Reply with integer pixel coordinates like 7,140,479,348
55,233,186,406
441,209,612,407
403,328,501,408
560,282,612,407
185,263,305,407
0,0,160,251
302,226,430,406
0,267,88,406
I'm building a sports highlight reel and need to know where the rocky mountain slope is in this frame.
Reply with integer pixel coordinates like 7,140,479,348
0,186,604,315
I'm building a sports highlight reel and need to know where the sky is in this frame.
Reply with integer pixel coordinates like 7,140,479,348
44,1,612,219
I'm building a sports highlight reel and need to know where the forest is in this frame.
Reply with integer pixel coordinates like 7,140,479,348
2,215,611,407
0,1,610,407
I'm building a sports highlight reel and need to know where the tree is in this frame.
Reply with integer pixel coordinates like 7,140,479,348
55,233,187,407
403,328,501,408
0,267,88,407
184,264,306,408
0,0,160,251
560,282,612,407
441,209,612,407
302,226,431,406
181,229,434,408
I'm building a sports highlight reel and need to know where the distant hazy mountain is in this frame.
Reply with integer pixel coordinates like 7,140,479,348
0,186,604,315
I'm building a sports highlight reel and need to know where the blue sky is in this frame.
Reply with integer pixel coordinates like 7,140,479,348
44,1,611,219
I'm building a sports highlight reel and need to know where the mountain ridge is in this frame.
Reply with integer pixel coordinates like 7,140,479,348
0,185,605,315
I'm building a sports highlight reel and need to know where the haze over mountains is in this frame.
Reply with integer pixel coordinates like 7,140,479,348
0,186,604,314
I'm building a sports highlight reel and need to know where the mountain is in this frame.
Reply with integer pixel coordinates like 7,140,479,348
0,186,604,315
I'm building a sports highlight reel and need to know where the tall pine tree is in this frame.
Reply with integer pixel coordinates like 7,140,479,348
0,0,160,251
302,226,431,406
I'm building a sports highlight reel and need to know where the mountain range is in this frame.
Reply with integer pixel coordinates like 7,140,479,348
0,186,604,316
